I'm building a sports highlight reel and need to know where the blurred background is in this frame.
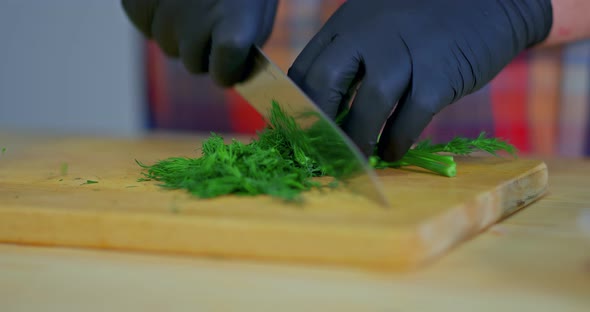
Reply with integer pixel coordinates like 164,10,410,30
0,0,588,156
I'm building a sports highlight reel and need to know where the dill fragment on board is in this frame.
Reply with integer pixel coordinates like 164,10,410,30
60,163,69,176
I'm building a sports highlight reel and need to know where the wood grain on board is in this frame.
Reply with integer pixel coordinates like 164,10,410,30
0,132,548,270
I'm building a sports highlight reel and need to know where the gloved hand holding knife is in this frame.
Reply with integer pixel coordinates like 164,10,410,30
121,0,278,87
122,0,583,162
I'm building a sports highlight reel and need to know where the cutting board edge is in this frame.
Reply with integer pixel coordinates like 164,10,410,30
414,160,549,266
0,206,424,271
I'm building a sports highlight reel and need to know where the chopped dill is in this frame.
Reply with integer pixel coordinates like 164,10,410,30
137,101,517,200
82,180,98,185
60,163,69,176
135,133,324,201
370,131,517,177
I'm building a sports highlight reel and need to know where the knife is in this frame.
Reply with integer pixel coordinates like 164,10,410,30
234,46,390,208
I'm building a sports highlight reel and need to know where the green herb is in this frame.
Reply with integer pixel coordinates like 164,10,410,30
170,196,180,214
82,180,98,185
1,147,5,156
137,100,517,200
370,132,517,177
60,163,69,176
410,132,517,156
136,134,324,202
137,101,342,202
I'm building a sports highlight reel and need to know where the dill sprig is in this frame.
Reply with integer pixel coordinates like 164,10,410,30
137,101,518,200
370,132,517,177
410,131,517,156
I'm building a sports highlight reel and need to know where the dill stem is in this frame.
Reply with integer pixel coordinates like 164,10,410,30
400,150,457,177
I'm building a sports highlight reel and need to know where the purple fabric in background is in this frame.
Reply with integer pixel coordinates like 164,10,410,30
153,53,232,132
423,86,495,143
558,41,590,156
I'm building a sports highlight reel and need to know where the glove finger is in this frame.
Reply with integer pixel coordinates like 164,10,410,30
287,29,334,85
295,35,362,120
178,35,212,74
150,1,180,57
209,9,264,87
177,12,215,74
378,90,452,162
340,42,412,158
287,2,351,84
121,0,158,38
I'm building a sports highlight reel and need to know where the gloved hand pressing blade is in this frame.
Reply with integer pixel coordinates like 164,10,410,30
121,0,278,87
288,0,553,162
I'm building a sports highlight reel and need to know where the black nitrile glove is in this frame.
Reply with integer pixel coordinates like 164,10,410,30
121,0,278,87
288,0,553,162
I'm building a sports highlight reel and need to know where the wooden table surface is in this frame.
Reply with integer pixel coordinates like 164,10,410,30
1,131,589,311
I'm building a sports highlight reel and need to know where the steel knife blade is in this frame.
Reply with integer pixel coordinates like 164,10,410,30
233,46,390,207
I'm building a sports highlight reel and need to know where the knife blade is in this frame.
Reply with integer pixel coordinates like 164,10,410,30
233,46,390,208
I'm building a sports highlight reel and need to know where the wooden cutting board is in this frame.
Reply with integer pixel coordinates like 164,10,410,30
0,132,548,271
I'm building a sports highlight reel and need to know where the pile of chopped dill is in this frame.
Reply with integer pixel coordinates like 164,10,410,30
137,101,328,201
137,101,517,201
136,132,324,201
